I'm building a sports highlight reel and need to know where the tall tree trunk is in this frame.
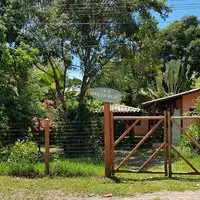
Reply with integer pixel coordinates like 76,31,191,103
77,74,88,120
49,58,68,122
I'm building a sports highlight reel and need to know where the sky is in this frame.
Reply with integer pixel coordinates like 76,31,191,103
69,0,200,79
158,0,200,28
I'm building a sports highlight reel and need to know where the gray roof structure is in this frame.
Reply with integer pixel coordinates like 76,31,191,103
94,104,142,114
110,104,141,113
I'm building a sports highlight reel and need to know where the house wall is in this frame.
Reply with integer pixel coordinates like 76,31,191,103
182,90,200,127
172,108,181,144
134,120,149,136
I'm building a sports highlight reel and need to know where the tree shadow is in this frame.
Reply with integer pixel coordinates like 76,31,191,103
110,174,200,183
170,176,200,182
110,175,168,183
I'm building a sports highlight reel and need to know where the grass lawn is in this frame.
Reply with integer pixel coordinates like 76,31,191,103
0,174,200,199
1,152,200,199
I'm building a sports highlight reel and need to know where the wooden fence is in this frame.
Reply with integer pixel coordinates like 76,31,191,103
43,105,200,177
103,103,200,178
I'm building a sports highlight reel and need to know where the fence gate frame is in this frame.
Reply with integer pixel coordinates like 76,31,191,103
103,103,200,178
168,113,200,177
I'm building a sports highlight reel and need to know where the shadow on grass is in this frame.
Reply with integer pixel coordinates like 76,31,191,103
110,175,200,183
170,176,200,182
110,175,167,183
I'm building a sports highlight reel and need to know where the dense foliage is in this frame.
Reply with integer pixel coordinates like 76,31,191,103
0,1,200,158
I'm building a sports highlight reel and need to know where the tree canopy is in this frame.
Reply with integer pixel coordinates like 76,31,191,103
1,0,200,124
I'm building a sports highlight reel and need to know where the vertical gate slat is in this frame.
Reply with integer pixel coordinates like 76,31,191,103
168,111,172,178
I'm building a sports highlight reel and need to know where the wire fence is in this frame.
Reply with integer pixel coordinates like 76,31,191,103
1,116,200,177
0,120,104,160
0,119,162,161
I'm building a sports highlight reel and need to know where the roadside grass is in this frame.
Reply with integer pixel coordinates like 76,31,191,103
0,156,200,198
0,158,103,177
172,155,200,172
50,158,103,176
0,173,200,198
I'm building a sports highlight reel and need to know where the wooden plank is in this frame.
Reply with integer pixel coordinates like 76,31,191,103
45,119,50,175
110,111,115,176
164,111,168,176
115,119,163,172
104,103,112,178
138,143,165,172
171,116,200,119
168,111,172,178
113,116,165,120
172,145,199,173
115,170,164,174
114,119,140,146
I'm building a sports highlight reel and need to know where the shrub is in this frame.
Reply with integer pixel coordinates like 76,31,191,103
0,146,10,162
177,98,200,157
177,134,195,157
8,139,38,163
7,139,39,176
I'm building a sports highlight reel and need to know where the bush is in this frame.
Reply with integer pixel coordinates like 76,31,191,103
177,97,200,157
177,123,200,158
8,139,38,163
7,139,39,176
0,146,10,162
177,134,195,157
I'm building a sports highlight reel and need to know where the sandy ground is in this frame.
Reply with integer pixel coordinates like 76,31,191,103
1,190,200,200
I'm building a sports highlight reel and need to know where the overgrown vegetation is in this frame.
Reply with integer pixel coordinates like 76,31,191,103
1,1,200,190
177,98,200,157
0,164,200,198
0,158,103,177
1,0,200,158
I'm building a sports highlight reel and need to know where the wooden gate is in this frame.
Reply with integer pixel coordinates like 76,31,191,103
168,114,200,177
104,104,200,178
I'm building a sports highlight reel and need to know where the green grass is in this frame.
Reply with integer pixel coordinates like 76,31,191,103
0,156,200,198
0,158,103,177
0,174,200,198
172,156,200,172
50,158,103,176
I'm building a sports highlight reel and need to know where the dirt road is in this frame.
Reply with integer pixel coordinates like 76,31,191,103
2,190,200,200
68,190,200,200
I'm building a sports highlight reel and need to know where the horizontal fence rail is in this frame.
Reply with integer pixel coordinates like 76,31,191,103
106,111,200,178
1,114,200,178
113,116,165,120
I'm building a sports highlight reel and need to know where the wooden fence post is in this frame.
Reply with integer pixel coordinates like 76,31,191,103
104,103,112,178
45,119,50,175
167,110,172,178
110,111,115,176
164,111,168,176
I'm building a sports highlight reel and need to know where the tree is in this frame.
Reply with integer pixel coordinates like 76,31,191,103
19,1,73,122
1,0,169,122
92,20,164,106
54,0,169,115
0,2,44,126
142,59,193,100
157,15,200,92
16,0,169,120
